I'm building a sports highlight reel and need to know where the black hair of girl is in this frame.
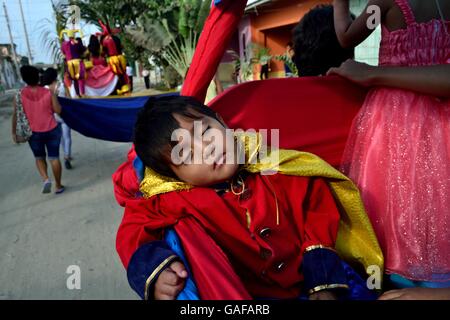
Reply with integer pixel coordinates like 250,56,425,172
88,35,101,58
20,65,40,86
134,96,221,179
292,4,355,76
40,68,58,87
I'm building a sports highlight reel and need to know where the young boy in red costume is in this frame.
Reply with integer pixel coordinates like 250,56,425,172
113,96,383,300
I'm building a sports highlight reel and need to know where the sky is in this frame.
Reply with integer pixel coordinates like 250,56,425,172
0,0,98,64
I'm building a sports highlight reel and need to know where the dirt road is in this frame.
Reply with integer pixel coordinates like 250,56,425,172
0,108,137,299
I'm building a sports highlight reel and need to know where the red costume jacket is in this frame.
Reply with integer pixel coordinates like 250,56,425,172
102,36,119,56
114,148,351,299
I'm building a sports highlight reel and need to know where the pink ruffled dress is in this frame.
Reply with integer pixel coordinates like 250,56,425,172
341,0,450,282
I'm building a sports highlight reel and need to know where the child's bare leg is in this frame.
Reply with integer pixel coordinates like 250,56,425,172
36,159,49,181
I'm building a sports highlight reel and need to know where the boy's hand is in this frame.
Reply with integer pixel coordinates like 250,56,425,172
309,290,338,300
154,260,188,300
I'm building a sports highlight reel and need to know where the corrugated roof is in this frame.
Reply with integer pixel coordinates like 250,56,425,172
246,0,272,10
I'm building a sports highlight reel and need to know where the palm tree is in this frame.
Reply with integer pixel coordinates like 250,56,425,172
37,1,68,65
126,0,211,78
69,0,149,62
70,0,148,30
58,0,210,80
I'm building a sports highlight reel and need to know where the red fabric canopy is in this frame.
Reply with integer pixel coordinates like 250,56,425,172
209,76,367,167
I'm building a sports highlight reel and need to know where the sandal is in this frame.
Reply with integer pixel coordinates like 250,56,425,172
42,180,52,194
65,159,72,170
55,186,65,194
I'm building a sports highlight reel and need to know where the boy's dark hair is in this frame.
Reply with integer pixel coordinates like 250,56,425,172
292,5,355,76
20,65,40,86
134,96,221,179
41,68,58,86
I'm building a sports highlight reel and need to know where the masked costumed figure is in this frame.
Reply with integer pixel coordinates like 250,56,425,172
99,21,130,95
60,29,87,97
80,35,119,97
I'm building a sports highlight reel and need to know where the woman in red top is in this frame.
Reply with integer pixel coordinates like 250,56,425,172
11,66,65,194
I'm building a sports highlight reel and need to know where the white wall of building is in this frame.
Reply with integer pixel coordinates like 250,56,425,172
0,59,19,89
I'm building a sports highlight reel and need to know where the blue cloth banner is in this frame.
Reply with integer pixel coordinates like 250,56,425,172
59,93,178,143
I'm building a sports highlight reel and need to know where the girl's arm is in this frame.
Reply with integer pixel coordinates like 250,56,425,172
48,83,62,114
51,93,62,114
328,59,450,98
333,0,392,48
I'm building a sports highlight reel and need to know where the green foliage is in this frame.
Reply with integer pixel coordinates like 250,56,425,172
163,65,183,88
70,0,148,29
178,0,209,38
274,54,298,76
196,0,211,34
126,0,210,78
69,0,150,62
126,17,197,78
249,43,272,61
48,0,211,86
227,48,255,83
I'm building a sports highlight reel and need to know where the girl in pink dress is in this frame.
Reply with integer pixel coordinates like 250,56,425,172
331,0,450,299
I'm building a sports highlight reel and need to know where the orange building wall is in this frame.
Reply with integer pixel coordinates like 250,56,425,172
249,0,332,77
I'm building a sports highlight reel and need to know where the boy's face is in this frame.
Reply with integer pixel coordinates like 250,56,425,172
169,111,240,187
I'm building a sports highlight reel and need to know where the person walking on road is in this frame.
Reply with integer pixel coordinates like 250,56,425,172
12,66,65,194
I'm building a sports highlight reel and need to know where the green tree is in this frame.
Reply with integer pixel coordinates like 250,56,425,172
126,0,210,78
69,0,149,61
63,0,211,85
71,0,148,29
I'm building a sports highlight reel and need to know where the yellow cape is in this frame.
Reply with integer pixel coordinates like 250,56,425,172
140,133,384,276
